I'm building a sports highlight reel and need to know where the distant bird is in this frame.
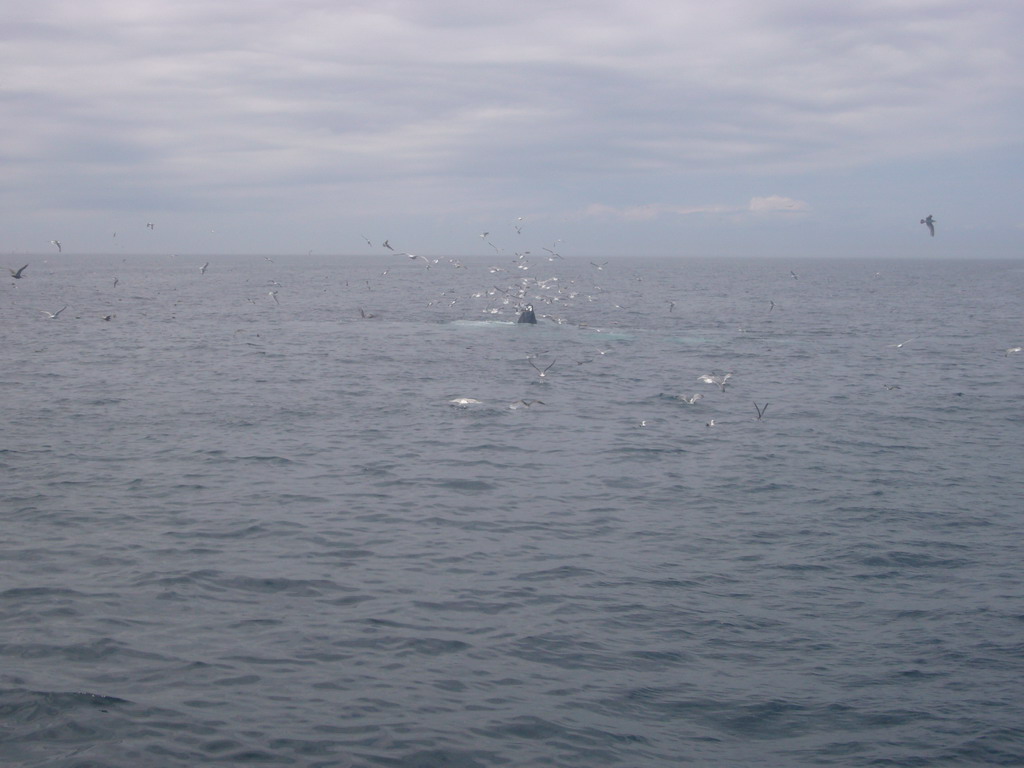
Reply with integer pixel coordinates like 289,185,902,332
200,262,209,274
480,232,489,239
1006,346,1022,357
146,222,155,230
449,397,482,407
358,308,376,318
590,261,608,270
676,393,703,405
268,290,279,305
382,240,393,251
509,399,544,409
50,240,62,252
529,358,556,378
754,402,769,420
889,338,915,349
8,264,28,279
920,215,935,237
706,419,716,428
403,253,432,268
698,372,732,391
884,384,901,390
361,235,373,247
40,305,67,319
113,277,119,287
768,300,775,312
101,314,114,321
790,270,798,279
668,301,676,313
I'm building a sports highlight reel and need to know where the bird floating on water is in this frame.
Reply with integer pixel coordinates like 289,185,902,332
920,214,935,237
1006,346,1022,357
449,397,482,407
8,264,28,279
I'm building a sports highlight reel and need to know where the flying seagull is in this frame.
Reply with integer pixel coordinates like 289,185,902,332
382,240,394,251
888,338,915,349
698,372,732,392
8,264,28,279
509,399,544,409
676,393,704,405
529,358,556,378
920,215,935,236
200,262,209,274
50,240,62,252
40,305,68,319
1006,346,1022,357
754,402,769,420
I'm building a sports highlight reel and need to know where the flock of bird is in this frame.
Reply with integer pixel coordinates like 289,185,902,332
9,213,1019,431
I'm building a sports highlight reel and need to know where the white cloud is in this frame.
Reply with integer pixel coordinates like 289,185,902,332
749,196,810,213
0,0,1021,255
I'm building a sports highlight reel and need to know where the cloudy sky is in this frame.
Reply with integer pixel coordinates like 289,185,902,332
2,0,1021,258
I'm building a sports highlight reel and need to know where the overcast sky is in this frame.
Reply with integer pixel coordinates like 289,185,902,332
2,0,1021,258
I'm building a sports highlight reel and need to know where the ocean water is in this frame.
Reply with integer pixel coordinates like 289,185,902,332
2,253,1022,767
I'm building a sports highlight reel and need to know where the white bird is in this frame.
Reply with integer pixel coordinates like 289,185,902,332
449,397,482,407
529,358,556,378
889,338,915,348
1006,346,1022,357
698,372,732,391
590,261,608,270
40,305,68,319
50,240,62,252
706,419,716,428
676,393,703,405
200,262,209,274
268,290,279,304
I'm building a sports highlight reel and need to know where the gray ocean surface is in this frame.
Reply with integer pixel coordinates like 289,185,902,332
2,253,1022,767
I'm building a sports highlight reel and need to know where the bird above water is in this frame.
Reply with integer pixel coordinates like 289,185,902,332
40,305,68,319
698,372,732,391
8,264,28,279
921,215,935,237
